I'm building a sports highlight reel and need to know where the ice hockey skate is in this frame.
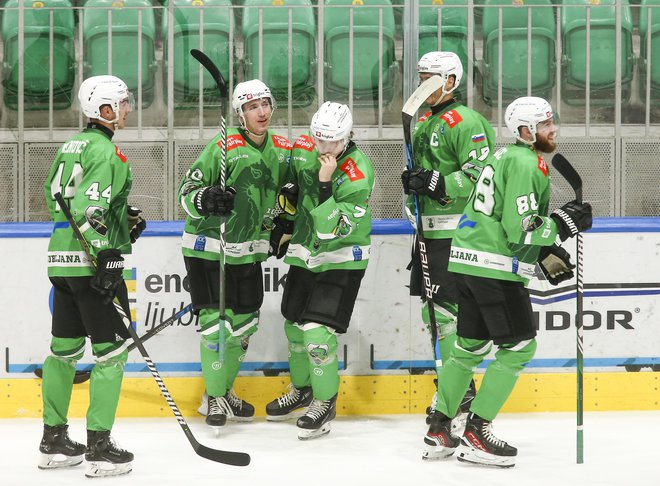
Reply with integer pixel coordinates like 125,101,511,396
297,395,337,440
456,413,517,468
38,424,86,469
266,384,313,421
422,410,460,460
450,379,477,436
84,430,133,478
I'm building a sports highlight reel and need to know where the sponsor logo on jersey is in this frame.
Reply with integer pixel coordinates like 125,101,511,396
471,133,486,143
115,146,127,163
537,155,548,176
271,134,292,150
418,111,432,122
352,245,363,261
339,158,365,181
293,135,315,152
441,109,463,128
194,235,206,251
219,134,246,152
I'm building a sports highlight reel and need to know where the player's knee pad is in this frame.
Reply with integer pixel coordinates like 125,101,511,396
199,308,223,350
301,323,338,367
285,320,306,354
91,343,128,368
495,338,538,373
49,336,85,362
450,337,493,371
422,301,458,338
225,310,258,352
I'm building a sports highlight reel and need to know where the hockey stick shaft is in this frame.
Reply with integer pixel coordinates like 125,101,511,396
53,192,250,467
402,76,444,368
190,48,229,363
551,153,584,464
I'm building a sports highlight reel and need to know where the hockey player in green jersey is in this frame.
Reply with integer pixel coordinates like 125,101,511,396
427,97,592,467
40,75,142,478
178,79,292,430
264,102,374,440
399,51,495,455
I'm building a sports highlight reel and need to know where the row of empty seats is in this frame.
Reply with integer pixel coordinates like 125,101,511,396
2,0,660,110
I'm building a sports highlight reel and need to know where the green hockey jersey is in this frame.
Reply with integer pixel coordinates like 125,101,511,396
448,143,560,285
179,128,292,264
284,135,374,273
44,125,133,277
409,100,495,239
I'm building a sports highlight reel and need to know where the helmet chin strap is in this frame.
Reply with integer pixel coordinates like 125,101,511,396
429,74,457,106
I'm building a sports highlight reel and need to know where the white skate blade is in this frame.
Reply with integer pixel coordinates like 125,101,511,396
297,422,331,440
227,415,253,423
266,408,307,422
85,460,133,478
456,443,516,468
38,452,83,469
422,445,455,460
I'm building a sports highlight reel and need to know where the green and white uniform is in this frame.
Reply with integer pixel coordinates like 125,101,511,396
178,128,291,397
42,123,133,432
409,99,495,375
282,135,374,400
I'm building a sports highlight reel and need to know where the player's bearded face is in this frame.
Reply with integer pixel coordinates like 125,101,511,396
242,98,273,135
534,119,558,153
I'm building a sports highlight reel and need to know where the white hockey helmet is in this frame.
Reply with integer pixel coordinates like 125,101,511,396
78,75,133,122
505,96,554,144
417,51,463,94
310,101,353,143
231,79,275,118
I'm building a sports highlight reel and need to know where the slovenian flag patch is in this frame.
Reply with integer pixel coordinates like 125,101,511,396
471,133,486,143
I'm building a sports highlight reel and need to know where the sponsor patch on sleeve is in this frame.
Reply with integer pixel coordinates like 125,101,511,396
271,134,292,150
418,111,432,122
537,155,548,176
339,158,365,181
218,134,246,151
293,135,315,152
440,109,463,128
114,146,127,163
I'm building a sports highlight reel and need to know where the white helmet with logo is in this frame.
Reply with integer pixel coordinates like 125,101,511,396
231,79,275,118
505,96,554,144
78,75,132,123
417,51,463,94
310,101,353,144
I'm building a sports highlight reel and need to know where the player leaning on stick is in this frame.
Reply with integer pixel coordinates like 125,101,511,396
264,102,374,440
40,75,145,478
399,51,495,457
178,79,292,431
429,97,592,467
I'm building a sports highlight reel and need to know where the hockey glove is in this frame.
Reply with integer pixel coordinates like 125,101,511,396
550,200,593,241
538,244,575,286
91,249,124,304
194,186,236,217
401,168,449,205
127,205,147,243
277,182,299,216
268,217,294,259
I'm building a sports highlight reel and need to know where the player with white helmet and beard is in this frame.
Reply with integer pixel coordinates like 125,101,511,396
429,97,592,467
399,51,496,458
179,79,292,431
264,102,374,440
40,75,142,478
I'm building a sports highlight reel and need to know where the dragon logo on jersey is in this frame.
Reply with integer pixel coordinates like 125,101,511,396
307,343,329,365
85,206,108,236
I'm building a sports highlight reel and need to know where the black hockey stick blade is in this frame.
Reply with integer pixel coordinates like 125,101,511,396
190,49,228,99
195,442,251,466
551,154,583,204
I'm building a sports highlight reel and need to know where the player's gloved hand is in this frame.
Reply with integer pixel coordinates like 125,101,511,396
194,185,236,217
461,161,483,184
277,182,299,216
550,200,593,241
268,217,293,259
401,168,448,205
127,205,147,243
538,244,575,286
91,249,124,304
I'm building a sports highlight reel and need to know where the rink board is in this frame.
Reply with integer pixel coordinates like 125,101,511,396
1,218,659,416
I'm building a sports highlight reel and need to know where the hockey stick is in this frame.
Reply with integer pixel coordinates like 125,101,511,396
402,76,444,369
551,153,584,465
190,48,229,364
53,192,250,467
33,303,194,383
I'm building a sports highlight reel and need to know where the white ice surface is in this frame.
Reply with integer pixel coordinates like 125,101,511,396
2,412,658,486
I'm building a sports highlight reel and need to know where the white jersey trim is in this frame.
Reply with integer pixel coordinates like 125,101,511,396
182,232,269,257
286,243,370,269
449,245,537,278
47,251,91,267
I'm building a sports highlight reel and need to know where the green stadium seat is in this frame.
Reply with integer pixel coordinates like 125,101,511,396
1,0,76,110
83,0,157,109
481,0,556,106
242,0,316,107
639,0,660,103
560,0,634,105
162,0,234,105
418,0,469,100
323,0,397,106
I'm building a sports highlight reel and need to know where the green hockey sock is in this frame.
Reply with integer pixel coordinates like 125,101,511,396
87,342,128,431
303,324,339,401
42,337,85,426
422,300,458,375
223,310,258,390
284,320,310,388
